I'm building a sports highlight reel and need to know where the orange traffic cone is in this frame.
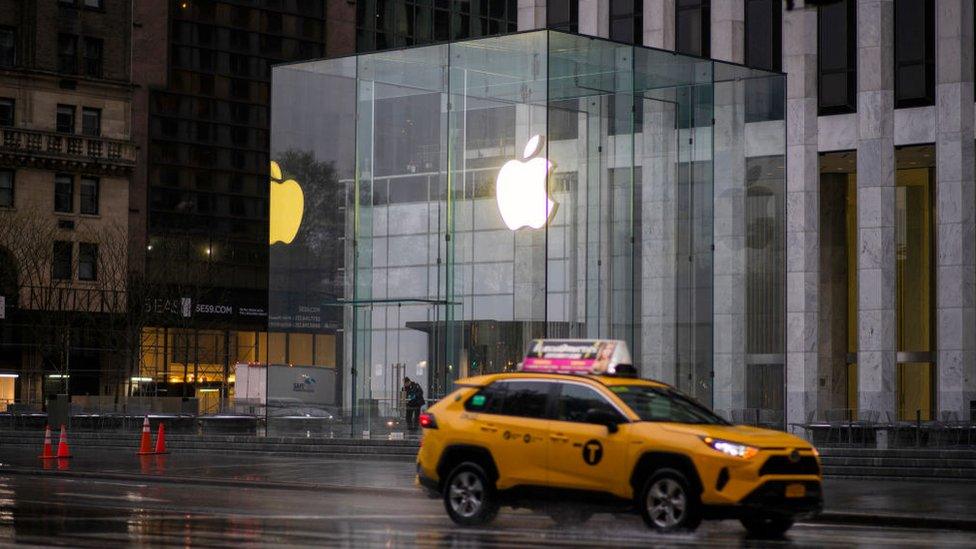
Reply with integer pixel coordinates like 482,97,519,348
153,423,167,455
137,416,154,455
39,425,54,459
55,424,72,459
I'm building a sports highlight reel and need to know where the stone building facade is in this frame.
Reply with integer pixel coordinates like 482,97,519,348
0,0,136,404
507,0,975,424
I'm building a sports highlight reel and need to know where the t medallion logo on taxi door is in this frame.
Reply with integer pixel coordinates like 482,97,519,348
582,439,603,465
495,135,558,230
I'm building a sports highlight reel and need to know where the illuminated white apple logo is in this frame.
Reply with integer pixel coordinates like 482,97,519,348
269,160,305,245
496,135,557,230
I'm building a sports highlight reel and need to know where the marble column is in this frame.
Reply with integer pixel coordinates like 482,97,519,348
935,0,976,419
518,0,547,31
712,75,747,418
784,1,820,430
643,0,675,49
640,96,678,384
711,0,744,63
856,0,896,419
579,0,610,38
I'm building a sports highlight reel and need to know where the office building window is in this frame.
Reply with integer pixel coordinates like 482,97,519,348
676,0,709,57
80,177,99,215
81,107,101,136
894,0,934,108
0,98,12,126
610,0,643,45
745,0,783,122
55,174,73,213
52,241,73,280
84,0,103,8
745,0,781,71
0,27,14,67
818,0,856,115
83,37,103,78
78,243,98,281
548,0,579,32
895,145,935,420
57,105,76,133
0,170,13,208
58,34,78,74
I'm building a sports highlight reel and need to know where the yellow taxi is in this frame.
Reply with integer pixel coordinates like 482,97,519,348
416,339,822,537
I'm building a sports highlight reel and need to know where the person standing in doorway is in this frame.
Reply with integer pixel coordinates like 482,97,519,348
403,377,425,432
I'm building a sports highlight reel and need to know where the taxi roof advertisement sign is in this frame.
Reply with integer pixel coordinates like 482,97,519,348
521,339,624,374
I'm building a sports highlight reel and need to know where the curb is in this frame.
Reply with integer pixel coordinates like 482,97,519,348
808,511,976,532
0,466,422,497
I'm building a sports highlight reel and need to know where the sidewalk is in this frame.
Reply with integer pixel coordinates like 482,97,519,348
0,446,973,531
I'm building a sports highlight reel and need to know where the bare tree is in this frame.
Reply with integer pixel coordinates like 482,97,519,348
0,207,128,405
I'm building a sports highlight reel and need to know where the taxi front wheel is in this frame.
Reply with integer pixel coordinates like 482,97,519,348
638,469,702,532
443,463,499,526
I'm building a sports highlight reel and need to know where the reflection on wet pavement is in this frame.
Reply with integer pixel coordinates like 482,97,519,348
0,474,973,547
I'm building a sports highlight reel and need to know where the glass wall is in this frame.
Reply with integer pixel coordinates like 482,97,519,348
270,31,786,436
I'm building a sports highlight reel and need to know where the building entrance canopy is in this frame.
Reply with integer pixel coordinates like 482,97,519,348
270,30,786,435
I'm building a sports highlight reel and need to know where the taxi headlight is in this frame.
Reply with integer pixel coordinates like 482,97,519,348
701,436,759,459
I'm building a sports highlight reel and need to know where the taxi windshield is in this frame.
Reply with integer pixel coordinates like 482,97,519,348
611,385,729,425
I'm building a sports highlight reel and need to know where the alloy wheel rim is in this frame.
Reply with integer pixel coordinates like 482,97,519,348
449,471,484,518
647,478,686,528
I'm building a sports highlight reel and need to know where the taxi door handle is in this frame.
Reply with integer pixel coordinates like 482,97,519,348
480,423,498,433
550,433,569,442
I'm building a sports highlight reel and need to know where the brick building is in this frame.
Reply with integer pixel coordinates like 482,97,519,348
0,0,136,406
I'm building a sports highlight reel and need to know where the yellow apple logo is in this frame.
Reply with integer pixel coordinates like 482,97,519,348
269,160,304,245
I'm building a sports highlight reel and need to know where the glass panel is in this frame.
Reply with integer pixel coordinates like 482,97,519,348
448,32,547,401
356,44,449,435
712,62,785,425
546,32,633,348
895,145,934,420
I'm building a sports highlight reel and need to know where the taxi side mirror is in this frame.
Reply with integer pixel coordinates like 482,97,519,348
586,409,619,434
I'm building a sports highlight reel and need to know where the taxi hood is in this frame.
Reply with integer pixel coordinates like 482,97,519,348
656,423,813,449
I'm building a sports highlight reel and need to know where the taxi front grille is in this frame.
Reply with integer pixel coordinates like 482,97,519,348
759,455,820,476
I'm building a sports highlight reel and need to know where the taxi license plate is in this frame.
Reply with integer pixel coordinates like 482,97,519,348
785,483,806,498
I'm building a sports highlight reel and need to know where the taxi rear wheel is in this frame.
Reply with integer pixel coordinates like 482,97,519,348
639,469,702,532
740,516,794,538
443,462,499,526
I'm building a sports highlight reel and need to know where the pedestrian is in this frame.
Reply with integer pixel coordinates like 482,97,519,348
403,377,425,432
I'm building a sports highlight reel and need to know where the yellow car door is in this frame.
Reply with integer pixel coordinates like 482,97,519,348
467,379,553,489
547,381,633,496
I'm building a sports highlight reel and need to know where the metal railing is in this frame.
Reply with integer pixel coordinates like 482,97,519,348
788,408,976,448
0,127,136,169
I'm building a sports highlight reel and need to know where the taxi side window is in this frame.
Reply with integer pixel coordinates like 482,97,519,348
556,383,622,423
497,381,551,419
464,383,506,414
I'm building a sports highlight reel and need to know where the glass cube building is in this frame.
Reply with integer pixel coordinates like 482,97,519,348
269,30,786,435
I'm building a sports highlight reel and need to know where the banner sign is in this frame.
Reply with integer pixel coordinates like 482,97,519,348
521,339,621,374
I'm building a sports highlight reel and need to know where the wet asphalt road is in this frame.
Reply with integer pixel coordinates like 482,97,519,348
1,473,974,548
